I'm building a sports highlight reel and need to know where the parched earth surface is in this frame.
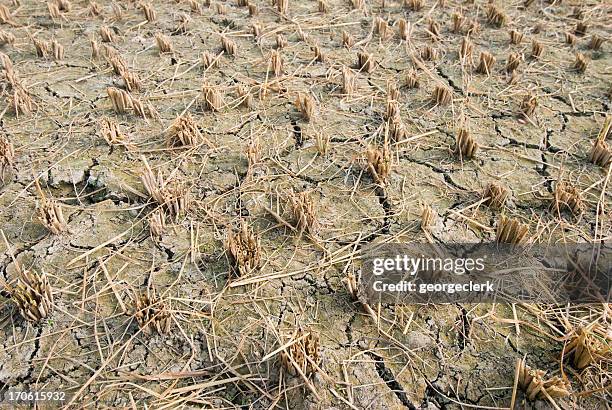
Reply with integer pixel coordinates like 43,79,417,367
0,0,610,408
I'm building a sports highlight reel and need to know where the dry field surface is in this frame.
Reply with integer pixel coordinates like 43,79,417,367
0,0,610,408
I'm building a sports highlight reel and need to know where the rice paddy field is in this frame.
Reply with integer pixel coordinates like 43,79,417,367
0,0,610,408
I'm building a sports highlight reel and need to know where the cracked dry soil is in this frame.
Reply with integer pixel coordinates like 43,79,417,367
0,0,611,409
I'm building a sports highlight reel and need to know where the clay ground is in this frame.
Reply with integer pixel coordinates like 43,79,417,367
0,0,611,408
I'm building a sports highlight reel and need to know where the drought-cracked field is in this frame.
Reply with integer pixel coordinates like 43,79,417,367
0,0,610,408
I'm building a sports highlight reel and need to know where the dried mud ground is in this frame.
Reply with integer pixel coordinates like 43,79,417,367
0,0,611,409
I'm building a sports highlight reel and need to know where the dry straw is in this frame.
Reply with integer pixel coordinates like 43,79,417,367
47,2,61,19
277,0,288,14
312,44,324,63
451,13,464,34
589,139,611,168
496,216,528,244
398,18,410,40
0,5,13,25
388,115,406,142
226,223,261,277
365,144,391,185
148,209,166,239
565,32,576,46
88,1,101,16
318,0,328,13
8,267,54,323
33,38,49,58
280,326,321,377
36,181,67,235
432,84,452,106
0,134,14,183
99,117,126,146
427,19,440,41
248,3,258,15
405,0,423,11
574,21,587,36
237,84,253,108
295,93,315,122
132,286,172,335
483,182,509,209
475,51,496,75
455,128,478,159
374,17,392,41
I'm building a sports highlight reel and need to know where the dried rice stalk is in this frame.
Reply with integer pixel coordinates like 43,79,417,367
275,34,287,49
141,157,190,218
99,26,115,43
0,30,15,46
388,115,406,142
420,45,438,61
277,0,288,14
420,205,436,231
99,117,126,146
483,182,508,209
451,13,464,34
516,358,571,401
201,82,223,111
459,36,473,59
248,3,258,15
342,31,354,48
270,49,283,76
141,2,156,22
0,5,14,25
9,87,34,116
574,21,587,36
0,134,15,183
509,29,523,44
289,191,319,235
315,132,330,156
573,52,588,73
8,268,54,323
431,84,452,105
226,223,261,277
318,0,328,13
56,0,71,11
107,87,132,113
563,327,608,369
48,2,61,19
221,36,236,55
398,18,410,41
565,32,576,46
427,19,440,41
486,5,507,28
365,144,391,185
505,52,521,73
597,115,611,141
520,95,538,119
588,35,604,51
155,33,173,54
148,209,165,239
312,44,324,62
351,0,364,10
51,39,63,60
90,39,100,59
280,326,321,377
357,51,374,73
295,93,315,121
88,1,101,16
405,69,419,88
374,17,392,41
121,70,141,92
531,40,543,59
201,51,219,69
496,216,528,245
237,84,253,108
132,286,172,335
475,51,495,74
589,139,612,168
166,113,210,147
341,66,355,95
33,38,49,58
551,181,584,217
455,128,478,159
405,0,423,12
36,181,67,235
